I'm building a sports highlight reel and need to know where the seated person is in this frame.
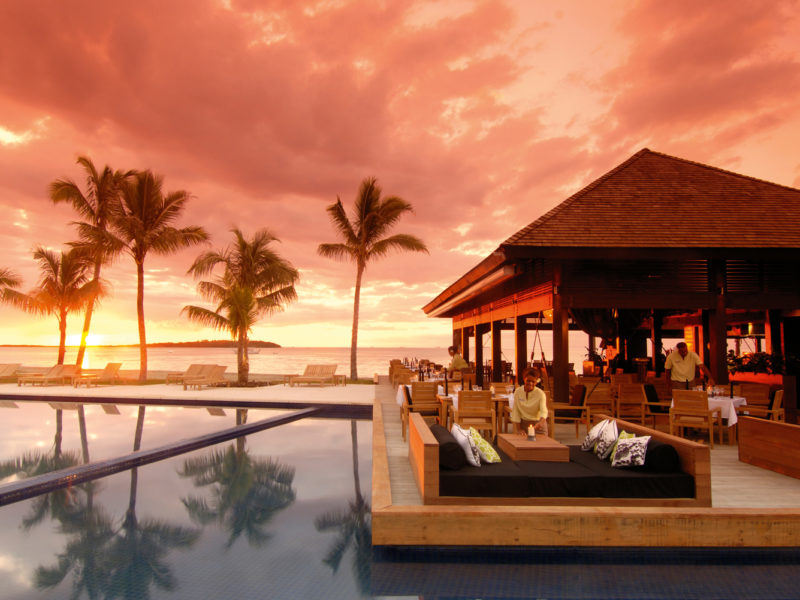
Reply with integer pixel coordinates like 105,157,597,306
510,367,548,436
447,345,469,376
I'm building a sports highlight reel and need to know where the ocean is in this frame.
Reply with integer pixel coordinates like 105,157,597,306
0,330,595,377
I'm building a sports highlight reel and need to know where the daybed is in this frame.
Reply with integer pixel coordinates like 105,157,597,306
408,412,711,507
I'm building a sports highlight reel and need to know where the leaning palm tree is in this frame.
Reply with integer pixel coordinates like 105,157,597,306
183,228,299,384
26,247,97,364
318,177,428,379
112,170,208,381
50,156,129,368
0,266,22,300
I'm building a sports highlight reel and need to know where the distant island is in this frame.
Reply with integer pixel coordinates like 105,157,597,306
147,340,281,349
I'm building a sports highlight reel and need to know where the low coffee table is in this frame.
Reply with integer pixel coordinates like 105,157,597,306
497,433,569,462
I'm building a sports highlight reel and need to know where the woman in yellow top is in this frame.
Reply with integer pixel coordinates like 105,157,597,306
510,367,548,436
447,345,469,375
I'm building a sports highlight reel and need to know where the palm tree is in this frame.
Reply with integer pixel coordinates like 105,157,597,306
183,228,299,384
113,170,209,381
318,177,427,380
0,266,22,300
50,156,129,368
26,247,97,364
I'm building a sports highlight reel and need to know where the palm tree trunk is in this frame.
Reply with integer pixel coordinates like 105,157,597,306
75,262,102,368
57,310,68,365
136,260,147,382
350,264,364,381
237,326,249,385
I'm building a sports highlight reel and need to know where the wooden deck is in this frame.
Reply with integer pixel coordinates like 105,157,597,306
372,378,800,547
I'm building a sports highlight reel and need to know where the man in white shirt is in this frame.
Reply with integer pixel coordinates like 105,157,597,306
664,342,714,390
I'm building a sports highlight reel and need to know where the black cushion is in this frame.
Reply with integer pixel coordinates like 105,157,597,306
643,438,681,473
440,448,528,496
430,424,467,470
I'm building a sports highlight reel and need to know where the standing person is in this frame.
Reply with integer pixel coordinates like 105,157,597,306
664,342,714,390
447,345,469,376
510,367,549,436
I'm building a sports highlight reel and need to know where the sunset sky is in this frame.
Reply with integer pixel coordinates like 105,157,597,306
2,0,800,348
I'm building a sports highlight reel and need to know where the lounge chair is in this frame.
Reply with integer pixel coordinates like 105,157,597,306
18,364,78,386
72,362,123,387
184,365,229,390
289,364,338,387
0,364,21,381
166,363,208,385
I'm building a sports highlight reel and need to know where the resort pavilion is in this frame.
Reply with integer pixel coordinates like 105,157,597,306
422,148,800,423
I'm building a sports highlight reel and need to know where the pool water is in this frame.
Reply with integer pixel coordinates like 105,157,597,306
1,403,372,599
2,402,800,599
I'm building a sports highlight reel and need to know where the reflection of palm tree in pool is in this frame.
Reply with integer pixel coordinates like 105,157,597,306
314,420,372,594
33,480,115,598
179,431,296,549
103,404,199,598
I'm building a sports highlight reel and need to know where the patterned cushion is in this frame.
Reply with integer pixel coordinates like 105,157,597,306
469,427,501,463
594,419,619,460
610,430,635,463
451,424,481,467
612,435,652,468
581,419,611,451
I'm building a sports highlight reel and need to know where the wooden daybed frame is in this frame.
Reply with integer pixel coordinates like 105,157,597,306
407,412,711,507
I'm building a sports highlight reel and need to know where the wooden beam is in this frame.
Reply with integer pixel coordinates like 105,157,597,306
514,315,527,386
491,320,503,382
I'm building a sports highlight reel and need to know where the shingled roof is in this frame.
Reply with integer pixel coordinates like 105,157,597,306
503,148,800,249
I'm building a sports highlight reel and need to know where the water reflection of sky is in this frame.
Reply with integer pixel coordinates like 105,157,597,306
1,405,372,599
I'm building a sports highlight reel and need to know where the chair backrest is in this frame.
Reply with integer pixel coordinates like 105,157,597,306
771,389,784,411
458,390,493,411
411,381,438,402
672,389,709,412
740,383,771,407
209,365,227,379
490,381,514,394
101,362,122,376
59,364,78,378
570,384,586,406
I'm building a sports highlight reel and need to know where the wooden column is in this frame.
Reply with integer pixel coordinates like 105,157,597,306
474,323,489,386
652,310,664,376
491,320,503,383
514,315,527,386
708,260,728,384
452,328,461,355
461,327,471,364
766,309,784,355
552,265,569,404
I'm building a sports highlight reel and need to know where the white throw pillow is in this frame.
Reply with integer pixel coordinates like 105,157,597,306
581,419,611,452
594,419,619,460
611,435,651,468
451,424,481,467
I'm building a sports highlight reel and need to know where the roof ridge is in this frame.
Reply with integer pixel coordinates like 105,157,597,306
644,148,800,192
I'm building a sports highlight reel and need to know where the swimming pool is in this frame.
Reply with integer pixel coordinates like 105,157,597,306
1,403,372,599
2,401,800,599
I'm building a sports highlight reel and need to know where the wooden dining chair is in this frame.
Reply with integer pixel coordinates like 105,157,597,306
453,390,496,441
670,389,722,447
584,382,613,419
616,383,647,424
736,388,785,422
735,383,772,419
401,385,440,441
553,383,591,438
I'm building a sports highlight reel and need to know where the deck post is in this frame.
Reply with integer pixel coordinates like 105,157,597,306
514,315,527,385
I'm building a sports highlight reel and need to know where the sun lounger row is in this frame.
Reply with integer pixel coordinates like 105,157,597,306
16,363,124,387
165,363,230,390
